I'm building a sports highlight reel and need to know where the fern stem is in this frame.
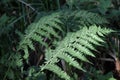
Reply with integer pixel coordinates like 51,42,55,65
18,22,39,50
41,48,64,71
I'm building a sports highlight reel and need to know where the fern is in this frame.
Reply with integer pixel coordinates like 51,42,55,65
63,10,108,27
18,10,108,59
40,25,113,80
18,12,63,59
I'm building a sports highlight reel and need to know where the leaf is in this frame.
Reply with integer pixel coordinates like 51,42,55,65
109,77,116,80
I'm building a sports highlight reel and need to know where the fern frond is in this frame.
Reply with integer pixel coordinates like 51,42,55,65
75,10,108,25
40,25,112,80
58,53,83,70
65,47,90,62
18,12,63,59
71,43,95,57
18,10,108,60
63,10,108,29
41,64,70,80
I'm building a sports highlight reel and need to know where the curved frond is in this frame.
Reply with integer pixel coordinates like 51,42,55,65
18,10,108,60
18,12,63,59
40,25,113,80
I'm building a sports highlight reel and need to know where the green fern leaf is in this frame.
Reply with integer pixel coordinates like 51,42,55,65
18,12,63,59
65,47,90,62
42,64,71,80
71,43,95,57
58,53,84,70
40,25,113,80
18,10,109,60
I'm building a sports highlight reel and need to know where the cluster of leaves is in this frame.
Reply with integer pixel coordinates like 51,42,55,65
67,0,120,28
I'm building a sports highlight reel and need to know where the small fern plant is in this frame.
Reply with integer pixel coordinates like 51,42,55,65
17,9,113,80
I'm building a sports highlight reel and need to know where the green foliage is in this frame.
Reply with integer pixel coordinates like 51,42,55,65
18,11,63,59
18,10,108,60
62,10,108,30
25,67,46,80
67,0,120,20
0,0,119,80
39,25,113,80
0,52,22,80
